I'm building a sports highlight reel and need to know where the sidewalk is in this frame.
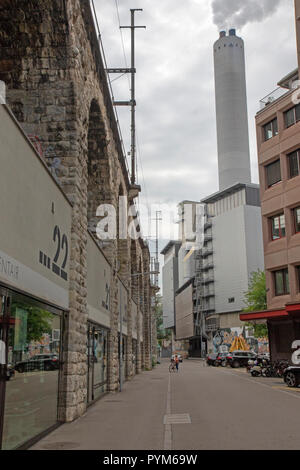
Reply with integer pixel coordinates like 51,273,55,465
30,361,170,450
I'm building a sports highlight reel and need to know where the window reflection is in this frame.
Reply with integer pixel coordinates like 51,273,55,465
2,292,62,450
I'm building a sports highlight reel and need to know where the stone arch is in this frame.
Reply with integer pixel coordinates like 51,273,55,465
116,182,129,284
130,240,138,304
87,98,111,230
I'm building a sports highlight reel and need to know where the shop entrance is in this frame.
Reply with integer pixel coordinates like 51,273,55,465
87,322,108,403
0,287,63,450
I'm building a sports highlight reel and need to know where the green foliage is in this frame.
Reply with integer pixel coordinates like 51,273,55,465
243,270,267,312
13,302,53,343
248,322,268,338
243,269,268,338
155,295,171,345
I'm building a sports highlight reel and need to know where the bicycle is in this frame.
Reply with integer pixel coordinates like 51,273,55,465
169,360,176,372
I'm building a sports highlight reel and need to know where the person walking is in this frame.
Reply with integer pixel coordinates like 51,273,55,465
174,354,179,372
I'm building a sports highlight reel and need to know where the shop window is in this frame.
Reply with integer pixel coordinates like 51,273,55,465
284,103,300,128
263,118,278,141
1,291,62,450
270,213,285,240
293,207,300,233
265,159,281,187
287,150,300,178
274,268,290,296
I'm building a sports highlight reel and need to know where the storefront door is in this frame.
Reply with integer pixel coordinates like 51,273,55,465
0,288,63,450
0,288,10,448
87,323,108,403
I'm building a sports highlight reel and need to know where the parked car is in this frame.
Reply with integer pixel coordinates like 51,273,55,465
226,351,257,368
14,354,59,373
206,353,218,366
283,366,300,387
215,352,228,367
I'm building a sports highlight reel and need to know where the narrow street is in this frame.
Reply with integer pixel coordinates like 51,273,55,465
31,359,300,451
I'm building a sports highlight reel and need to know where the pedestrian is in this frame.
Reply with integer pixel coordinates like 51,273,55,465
174,354,179,372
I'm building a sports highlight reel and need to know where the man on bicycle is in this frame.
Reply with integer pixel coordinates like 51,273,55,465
174,354,179,372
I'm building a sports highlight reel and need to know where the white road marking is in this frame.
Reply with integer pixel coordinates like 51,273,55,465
164,414,191,425
163,372,172,450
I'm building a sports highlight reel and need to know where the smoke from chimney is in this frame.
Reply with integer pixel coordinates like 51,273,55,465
212,0,283,30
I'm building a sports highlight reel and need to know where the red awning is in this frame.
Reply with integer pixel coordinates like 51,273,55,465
240,309,288,322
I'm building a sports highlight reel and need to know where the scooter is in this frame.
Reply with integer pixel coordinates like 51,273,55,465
250,359,269,377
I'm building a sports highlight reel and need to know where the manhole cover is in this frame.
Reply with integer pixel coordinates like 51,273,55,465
41,442,80,450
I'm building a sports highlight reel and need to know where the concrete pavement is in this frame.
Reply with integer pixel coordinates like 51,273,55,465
30,359,300,450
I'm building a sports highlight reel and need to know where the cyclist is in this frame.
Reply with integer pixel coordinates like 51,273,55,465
169,357,176,372
174,354,179,372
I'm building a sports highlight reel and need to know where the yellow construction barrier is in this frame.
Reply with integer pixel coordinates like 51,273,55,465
229,336,250,352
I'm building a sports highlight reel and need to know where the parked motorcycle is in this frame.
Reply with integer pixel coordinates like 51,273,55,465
250,358,270,377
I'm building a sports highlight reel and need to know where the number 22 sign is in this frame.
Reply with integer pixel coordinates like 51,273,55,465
39,225,69,281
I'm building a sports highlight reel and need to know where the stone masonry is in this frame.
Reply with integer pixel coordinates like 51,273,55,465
0,0,156,422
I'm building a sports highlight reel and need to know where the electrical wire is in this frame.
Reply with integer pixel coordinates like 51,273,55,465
114,0,131,91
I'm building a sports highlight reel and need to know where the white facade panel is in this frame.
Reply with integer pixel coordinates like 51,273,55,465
213,206,249,314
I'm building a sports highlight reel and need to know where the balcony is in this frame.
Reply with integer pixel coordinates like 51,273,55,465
201,277,214,285
204,220,212,230
202,248,213,258
202,262,214,271
203,291,215,298
259,87,290,110
204,234,212,244
205,317,220,332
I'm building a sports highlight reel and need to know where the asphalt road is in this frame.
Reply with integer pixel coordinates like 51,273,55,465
30,359,300,450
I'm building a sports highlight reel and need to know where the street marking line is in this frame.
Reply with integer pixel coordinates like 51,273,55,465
272,386,300,392
163,372,172,450
164,414,191,425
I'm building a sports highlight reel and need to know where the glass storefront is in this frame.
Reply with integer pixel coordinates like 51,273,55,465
0,287,63,450
87,322,108,403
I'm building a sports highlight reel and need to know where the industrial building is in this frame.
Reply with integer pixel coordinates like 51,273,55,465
162,29,265,357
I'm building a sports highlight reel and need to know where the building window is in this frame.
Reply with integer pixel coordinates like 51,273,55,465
270,213,285,240
265,159,281,187
284,103,300,128
263,118,278,141
296,266,300,292
228,297,235,303
293,207,300,233
274,268,290,296
287,149,300,178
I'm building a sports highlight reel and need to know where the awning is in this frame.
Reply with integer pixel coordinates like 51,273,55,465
240,309,288,322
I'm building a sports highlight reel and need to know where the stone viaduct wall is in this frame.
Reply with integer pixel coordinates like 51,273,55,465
0,0,155,422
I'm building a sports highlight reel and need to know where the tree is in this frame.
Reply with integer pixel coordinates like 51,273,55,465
155,295,171,346
13,301,53,343
243,270,268,338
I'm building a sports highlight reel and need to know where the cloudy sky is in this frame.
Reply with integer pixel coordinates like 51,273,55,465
95,0,297,261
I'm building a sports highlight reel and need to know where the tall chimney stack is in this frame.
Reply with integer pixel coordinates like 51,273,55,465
213,30,251,190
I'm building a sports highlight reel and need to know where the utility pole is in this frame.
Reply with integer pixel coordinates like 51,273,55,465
106,9,146,187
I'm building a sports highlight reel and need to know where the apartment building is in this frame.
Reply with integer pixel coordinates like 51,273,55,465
240,2,300,361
